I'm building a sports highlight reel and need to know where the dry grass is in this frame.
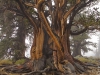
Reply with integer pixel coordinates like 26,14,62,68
15,59,26,65
0,59,12,65
75,56,98,64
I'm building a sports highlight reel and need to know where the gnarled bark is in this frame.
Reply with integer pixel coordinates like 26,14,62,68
4,0,95,74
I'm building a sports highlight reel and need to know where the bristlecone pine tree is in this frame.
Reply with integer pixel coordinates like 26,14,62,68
1,0,100,75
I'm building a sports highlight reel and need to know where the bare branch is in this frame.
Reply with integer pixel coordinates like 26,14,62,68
63,0,81,22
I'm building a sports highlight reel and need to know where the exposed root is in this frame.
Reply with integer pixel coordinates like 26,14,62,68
22,66,50,75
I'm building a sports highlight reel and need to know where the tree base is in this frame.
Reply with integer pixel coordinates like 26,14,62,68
1,56,88,75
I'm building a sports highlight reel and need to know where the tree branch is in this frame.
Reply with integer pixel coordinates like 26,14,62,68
15,0,38,32
63,0,95,35
68,0,95,29
70,26,88,35
63,0,81,22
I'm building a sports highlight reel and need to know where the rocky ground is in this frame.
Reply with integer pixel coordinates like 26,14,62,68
0,66,99,75
0,56,100,75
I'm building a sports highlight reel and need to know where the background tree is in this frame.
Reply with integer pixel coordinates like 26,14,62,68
0,1,32,60
70,4,100,57
71,32,96,57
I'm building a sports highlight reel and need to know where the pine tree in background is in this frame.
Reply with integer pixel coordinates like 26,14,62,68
71,32,96,57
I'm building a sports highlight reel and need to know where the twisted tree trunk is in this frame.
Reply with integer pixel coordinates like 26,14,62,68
29,28,81,75
5,0,92,74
